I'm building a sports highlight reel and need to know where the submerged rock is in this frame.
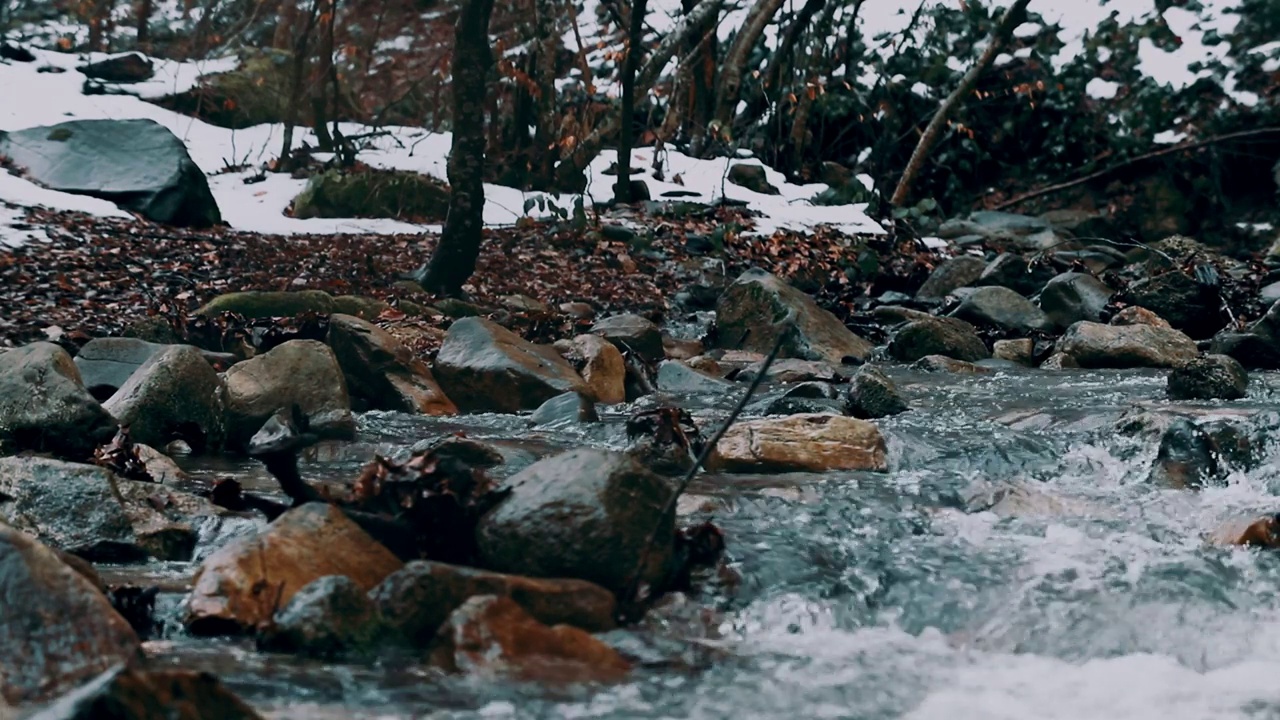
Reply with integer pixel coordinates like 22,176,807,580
258,575,382,659
102,344,226,452
223,339,355,449
26,666,261,720
1055,321,1198,368
529,392,599,425
911,355,991,374
845,366,908,419
326,314,456,415
0,343,117,460
434,317,588,413
708,414,888,473
1167,354,1248,401
887,317,989,363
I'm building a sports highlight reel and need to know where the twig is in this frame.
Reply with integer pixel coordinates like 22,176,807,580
619,308,797,621
990,127,1280,211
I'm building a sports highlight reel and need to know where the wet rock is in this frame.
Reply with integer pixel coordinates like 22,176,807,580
726,163,779,195
873,305,934,325
1110,306,1172,328
754,395,843,416
1055,321,1198,368
372,560,616,648
663,336,704,361
686,355,723,376
77,52,154,83
887,317,990,363
0,524,141,705
590,314,664,363
1209,331,1280,370
1210,515,1280,548
656,360,735,394
977,253,1056,296
714,269,873,365
223,339,355,449
992,338,1035,366
0,343,117,460
434,318,588,413
530,392,599,425
1120,271,1224,339
27,666,261,720
968,210,1050,236
1167,354,1248,401
429,595,631,682
258,575,382,659
195,290,336,319
915,255,986,301
73,338,165,401
708,414,888,473
185,503,403,635
845,366,908,419
951,286,1052,333
737,358,840,384
102,345,226,452
1038,352,1079,370
476,449,676,596
911,355,991,374
1038,272,1112,329
559,334,626,405
326,314,456,415
1149,418,1218,489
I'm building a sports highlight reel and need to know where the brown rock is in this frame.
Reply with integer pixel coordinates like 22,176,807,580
222,340,355,449
992,338,1035,366
26,666,261,720
429,595,631,683
663,336,704,361
1055,321,1198,368
1110,306,1172,329
1209,514,1280,548
1039,352,1080,370
911,355,991,374
185,503,403,634
567,334,626,405
326,314,457,415
708,414,888,473
434,318,588,413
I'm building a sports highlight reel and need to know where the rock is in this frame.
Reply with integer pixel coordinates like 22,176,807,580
820,161,852,187
887,317,989,363
565,335,626,405
910,355,991,374
915,255,986,301
709,414,888,473
656,360,735,394
113,487,199,562
434,318,588,413
1110,306,1172,328
560,302,596,319
845,366,908,419
1167,354,1248,401
0,343,117,459
714,269,873,364
1038,272,1113,329
76,52,154,83
326,314,456,415
1055,321,1198,368
952,286,1052,333
737,358,840,384
73,338,165,401
530,392,598,425
992,338,1035,366
0,457,143,562
873,305,934,325
977,253,1056,296
102,345,226,452
222,340,355,449
476,449,676,596
1260,281,1280,305
967,210,1050,236
292,168,450,221
429,595,630,682
372,561,615,648
1209,331,1280,370
195,290,336,319
26,666,261,720
0,524,141,705
258,575,382,658
0,43,35,62
330,295,393,320
120,317,184,345
590,314,664,363
185,503,403,634
500,294,548,313
1120,271,1224,339
150,49,292,128
726,163,780,195
0,119,220,227
663,336,704,361
1149,418,1218,489
1039,352,1079,370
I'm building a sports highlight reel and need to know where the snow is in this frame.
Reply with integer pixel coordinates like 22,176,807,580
1086,78,1121,100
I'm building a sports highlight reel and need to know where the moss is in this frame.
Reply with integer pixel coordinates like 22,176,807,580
195,290,336,319
331,295,391,320
153,49,295,129
292,169,451,222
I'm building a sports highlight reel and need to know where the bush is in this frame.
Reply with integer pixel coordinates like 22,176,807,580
291,168,452,222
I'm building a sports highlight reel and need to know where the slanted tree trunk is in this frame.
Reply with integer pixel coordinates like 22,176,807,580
416,0,497,295
733,0,824,135
614,0,648,203
708,0,785,141
890,0,1032,207
310,0,336,150
134,0,153,49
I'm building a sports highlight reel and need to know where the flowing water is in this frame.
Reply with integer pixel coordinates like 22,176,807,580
133,367,1280,719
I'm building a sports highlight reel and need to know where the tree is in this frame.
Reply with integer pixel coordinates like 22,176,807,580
613,0,649,203
412,0,497,295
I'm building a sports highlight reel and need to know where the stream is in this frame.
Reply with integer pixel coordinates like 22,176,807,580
117,367,1280,719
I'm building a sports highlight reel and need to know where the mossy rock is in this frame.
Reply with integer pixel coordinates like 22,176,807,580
196,290,336,318
292,169,451,222
331,295,391,320
153,49,295,128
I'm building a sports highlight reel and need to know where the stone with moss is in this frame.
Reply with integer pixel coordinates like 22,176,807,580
196,290,336,319
154,49,295,128
292,169,451,222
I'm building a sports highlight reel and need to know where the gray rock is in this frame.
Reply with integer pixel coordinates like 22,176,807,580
0,119,220,227
915,255,986,301
0,457,141,562
736,358,841,384
1209,331,1280,370
887,317,990,363
873,305,935,325
1055,321,1198,368
73,338,165,400
77,52,154,82
714,269,873,364
656,360,735,395
102,345,226,452
1038,272,1113,329
1149,418,1218,489
1039,352,1080,370
222,339,355,449
433,318,588,413
0,343,116,460
259,575,382,658
326,314,456,415
977,253,1056,296
530,392,599,425
590,314,664,363
1167,354,1248,401
1120,271,1225,339
952,286,1052,333
1259,281,1280,305
476,449,676,596
967,210,1050,236
845,366,908,419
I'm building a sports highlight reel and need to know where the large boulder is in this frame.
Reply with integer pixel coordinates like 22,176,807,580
887,317,989,363
0,457,141,562
0,524,142,705
589,314,664,363
73,338,165,401
371,560,616,647
326,314,456,415
185,503,403,634
222,340,355,449
915,255,986,301
433,318,588,413
708,414,888,473
714,269,873,365
26,666,261,720
1055,321,1198,368
476,449,676,596
1038,272,1113,329
0,343,117,460
951,286,1052,333
1167,354,1248,401
1119,271,1225,339
0,119,220,227
102,345,226,452
77,52,155,83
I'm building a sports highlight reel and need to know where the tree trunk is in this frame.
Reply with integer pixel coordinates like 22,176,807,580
890,0,1031,207
614,0,648,203
310,0,336,150
278,0,320,171
273,0,297,50
416,0,497,296
708,0,785,139
530,0,560,189
732,0,824,135
134,0,153,49
87,0,115,51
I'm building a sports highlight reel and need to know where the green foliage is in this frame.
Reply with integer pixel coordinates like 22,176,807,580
292,168,452,221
